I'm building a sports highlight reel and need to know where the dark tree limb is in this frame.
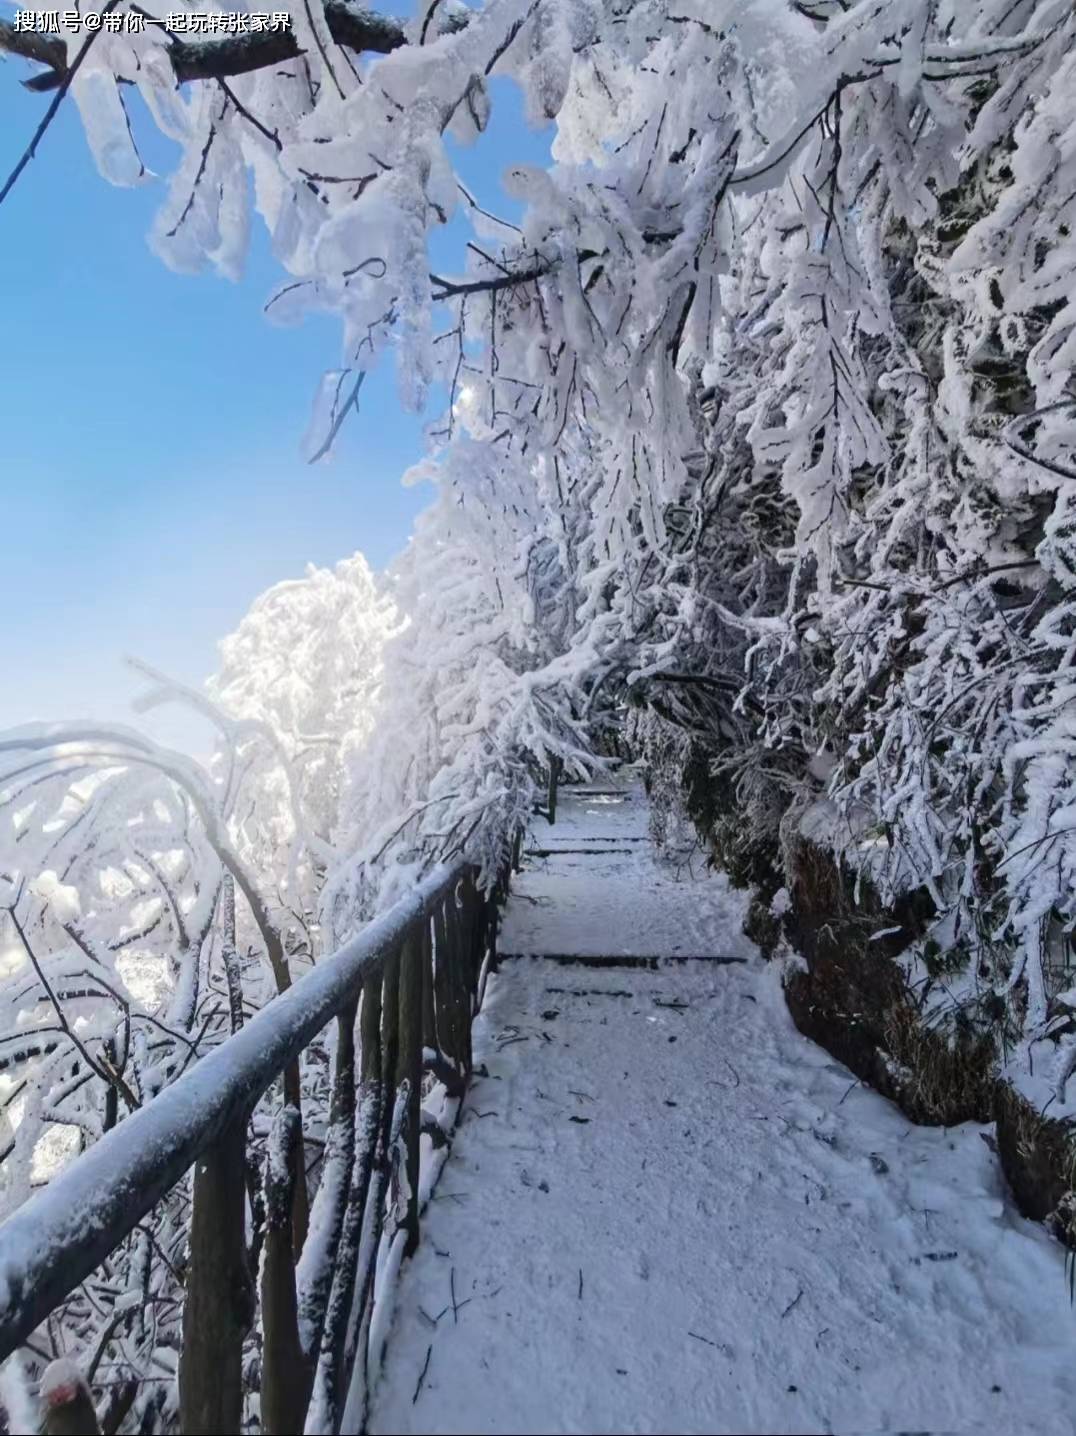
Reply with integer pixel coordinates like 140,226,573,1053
0,19,67,85
178,1113,254,1435
2,3,468,93
431,262,551,302
261,1105,309,1436
0,2,120,205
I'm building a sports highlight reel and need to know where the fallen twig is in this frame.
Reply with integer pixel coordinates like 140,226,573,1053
545,987,634,998
413,1344,433,1404
781,1288,804,1319
688,1330,718,1348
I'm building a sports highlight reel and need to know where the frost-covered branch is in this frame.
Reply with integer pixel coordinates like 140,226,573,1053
0,724,292,995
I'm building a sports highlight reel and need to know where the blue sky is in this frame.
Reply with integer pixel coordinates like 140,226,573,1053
0,18,550,749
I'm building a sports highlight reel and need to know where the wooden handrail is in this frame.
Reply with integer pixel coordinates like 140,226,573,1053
0,854,506,1435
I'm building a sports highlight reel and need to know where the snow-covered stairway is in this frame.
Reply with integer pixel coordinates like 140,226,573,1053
368,783,1076,1436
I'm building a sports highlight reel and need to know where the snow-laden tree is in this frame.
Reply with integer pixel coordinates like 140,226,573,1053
0,546,396,1196
3,1,1076,1425
716,2,1076,1085
325,438,595,933
0,551,399,1418
0,727,226,1196
6,0,1074,1074
4,0,1076,1103
0,718,280,1425
207,550,399,950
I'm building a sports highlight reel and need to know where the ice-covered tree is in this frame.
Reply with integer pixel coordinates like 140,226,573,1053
0,716,290,1424
0,719,285,1209
0,550,396,1421
206,551,399,948
5,0,1074,1065
0,545,396,1187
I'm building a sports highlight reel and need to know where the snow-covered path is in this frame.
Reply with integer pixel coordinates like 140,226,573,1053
369,782,1076,1435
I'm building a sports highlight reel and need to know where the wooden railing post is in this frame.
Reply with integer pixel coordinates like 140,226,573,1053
395,928,423,1255
359,971,383,1116
435,897,459,1079
260,1104,308,1436
324,975,383,1431
488,884,500,974
547,756,562,825
421,912,437,1054
178,1114,253,1435
297,998,366,1434
474,878,493,1010
444,890,473,1076
431,900,464,1094
464,876,482,1036
340,957,400,1430
284,1062,310,1257
380,950,400,1126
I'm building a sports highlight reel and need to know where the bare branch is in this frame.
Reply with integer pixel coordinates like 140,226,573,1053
430,262,552,302
0,726,293,999
5,904,140,1113
0,1,120,207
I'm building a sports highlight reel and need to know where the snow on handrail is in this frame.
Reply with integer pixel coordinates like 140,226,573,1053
0,860,464,1361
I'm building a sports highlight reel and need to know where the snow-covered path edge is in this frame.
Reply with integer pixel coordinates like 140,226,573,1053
369,955,1075,1435
365,785,1076,1435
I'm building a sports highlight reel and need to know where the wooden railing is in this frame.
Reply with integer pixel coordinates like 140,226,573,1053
0,857,511,1435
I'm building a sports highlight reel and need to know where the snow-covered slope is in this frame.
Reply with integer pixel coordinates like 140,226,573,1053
368,787,1076,1435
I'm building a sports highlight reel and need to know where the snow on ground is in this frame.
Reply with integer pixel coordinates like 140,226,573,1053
500,781,755,962
368,785,1076,1436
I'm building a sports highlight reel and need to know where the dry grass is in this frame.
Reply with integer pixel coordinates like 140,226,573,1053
883,1003,997,1126
995,1082,1076,1248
